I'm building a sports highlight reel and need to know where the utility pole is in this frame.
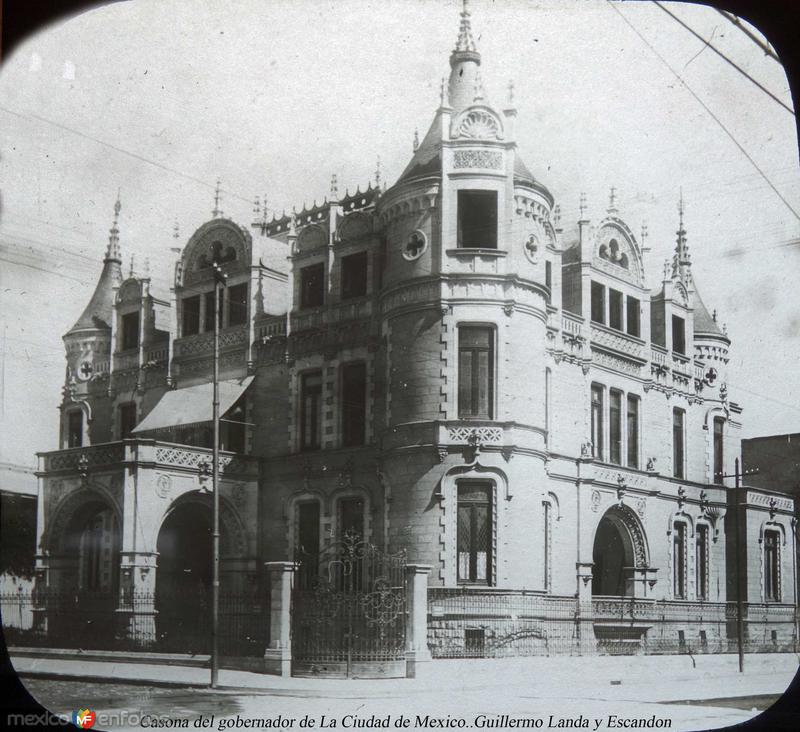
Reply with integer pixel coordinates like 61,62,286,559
210,260,227,689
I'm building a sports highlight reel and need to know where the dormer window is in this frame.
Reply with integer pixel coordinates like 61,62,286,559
457,190,497,249
120,312,139,351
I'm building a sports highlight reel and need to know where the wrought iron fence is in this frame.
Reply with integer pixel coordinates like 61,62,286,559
427,589,798,658
0,587,270,658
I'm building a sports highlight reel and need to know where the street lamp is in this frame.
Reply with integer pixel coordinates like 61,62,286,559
210,259,227,688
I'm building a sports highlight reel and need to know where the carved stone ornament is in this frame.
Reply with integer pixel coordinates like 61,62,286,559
591,490,601,512
155,474,172,499
646,457,657,473
635,498,646,518
453,149,503,170
453,110,502,140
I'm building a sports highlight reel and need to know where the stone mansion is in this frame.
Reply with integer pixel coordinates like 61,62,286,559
31,2,796,657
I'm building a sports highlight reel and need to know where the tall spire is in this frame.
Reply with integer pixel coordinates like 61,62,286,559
212,177,223,218
105,193,122,263
672,189,691,279
447,0,482,111
452,0,478,58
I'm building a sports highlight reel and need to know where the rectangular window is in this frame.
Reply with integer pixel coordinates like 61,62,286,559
204,290,223,332
673,521,686,599
119,402,137,439
300,262,325,309
543,502,551,592
672,315,686,355
609,289,623,331
609,389,622,465
340,251,368,300
339,497,365,540
713,417,724,484
626,395,639,469
673,408,685,479
300,371,323,451
341,362,367,447
626,296,641,337
457,190,498,248
182,295,200,336
120,312,139,351
591,384,604,459
764,530,780,601
67,410,83,448
457,483,492,584
696,524,709,601
458,326,494,419
545,260,552,293
591,281,605,324
227,283,248,326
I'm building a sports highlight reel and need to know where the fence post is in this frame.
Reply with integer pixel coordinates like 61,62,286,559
405,564,432,678
263,561,297,676
576,562,595,655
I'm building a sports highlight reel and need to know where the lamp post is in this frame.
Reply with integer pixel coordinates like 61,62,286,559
210,260,227,688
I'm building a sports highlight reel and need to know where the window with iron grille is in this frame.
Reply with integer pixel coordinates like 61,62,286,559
119,402,137,439
300,371,322,451
182,295,200,336
458,326,494,419
457,190,497,248
673,408,685,479
673,521,687,599
67,410,83,448
591,384,604,459
696,524,709,600
339,497,365,540
341,362,367,447
300,262,325,309
457,482,492,585
120,311,139,351
764,530,781,602
340,251,368,300
609,389,622,465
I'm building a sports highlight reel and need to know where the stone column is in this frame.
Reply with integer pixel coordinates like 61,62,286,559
263,561,298,676
405,564,432,678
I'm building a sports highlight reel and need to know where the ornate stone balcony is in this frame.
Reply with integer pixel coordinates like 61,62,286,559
174,324,248,358
41,442,126,473
114,348,139,372
589,323,646,361
256,314,287,341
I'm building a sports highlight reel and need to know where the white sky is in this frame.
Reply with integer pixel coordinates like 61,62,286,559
1,0,799,471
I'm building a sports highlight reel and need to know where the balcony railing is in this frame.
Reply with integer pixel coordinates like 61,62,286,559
114,349,139,371
590,323,645,360
174,325,248,358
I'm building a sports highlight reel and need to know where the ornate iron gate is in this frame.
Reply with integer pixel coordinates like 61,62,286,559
292,533,407,678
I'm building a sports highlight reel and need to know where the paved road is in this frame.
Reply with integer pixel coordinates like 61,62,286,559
15,677,784,732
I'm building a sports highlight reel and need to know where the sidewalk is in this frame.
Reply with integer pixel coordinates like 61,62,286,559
10,648,800,701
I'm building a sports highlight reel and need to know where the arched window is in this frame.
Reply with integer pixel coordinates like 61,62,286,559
457,482,492,585
764,529,781,602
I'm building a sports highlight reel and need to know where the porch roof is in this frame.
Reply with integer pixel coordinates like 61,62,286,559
131,376,253,433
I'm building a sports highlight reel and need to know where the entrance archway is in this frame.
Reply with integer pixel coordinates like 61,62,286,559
155,499,212,652
61,499,121,596
592,505,648,596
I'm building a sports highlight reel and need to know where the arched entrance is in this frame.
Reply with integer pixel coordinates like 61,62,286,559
592,506,647,596
155,499,212,652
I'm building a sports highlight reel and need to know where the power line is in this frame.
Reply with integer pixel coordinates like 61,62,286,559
606,1,800,224
652,1,794,116
715,9,781,64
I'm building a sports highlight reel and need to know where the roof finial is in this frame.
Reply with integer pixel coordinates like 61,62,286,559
173,219,180,240
212,177,223,218
105,192,122,263
641,221,648,244
553,204,561,229
129,253,136,278
413,128,420,152
330,173,339,201
579,192,587,221
607,186,618,214
440,77,448,106
262,193,269,225
507,80,515,105
375,156,382,190
453,0,477,54
678,187,685,231
674,188,691,272
253,195,261,217
142,257,151,279
712,308,718,322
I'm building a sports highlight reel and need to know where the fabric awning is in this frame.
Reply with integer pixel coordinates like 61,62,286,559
131,376,253,433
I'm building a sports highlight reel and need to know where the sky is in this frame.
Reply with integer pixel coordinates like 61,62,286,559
1,0,799,471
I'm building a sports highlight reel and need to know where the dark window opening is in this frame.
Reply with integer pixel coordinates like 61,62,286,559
673,408,685,479
591,281,605,324
458,326,494,419
457,483,492,584
696,524,709,601
457,190,498,249
121,312,139,351
228,283,248,326
300,262,325,309
672,314,686,355
626,395,639,469
713,417,724,484
609,289,623,331
591,384,604,459
341,362,367,447
610,389,622,465
626,296,640,337
119,402,137,439
67,410,83,448
182,295,200,337
545,260,552,294
296,501,320,589
673,521,686,599
221,396,246,453
339,497,365,540
764,530,780,601
341,251,368,300
300,371,322,451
